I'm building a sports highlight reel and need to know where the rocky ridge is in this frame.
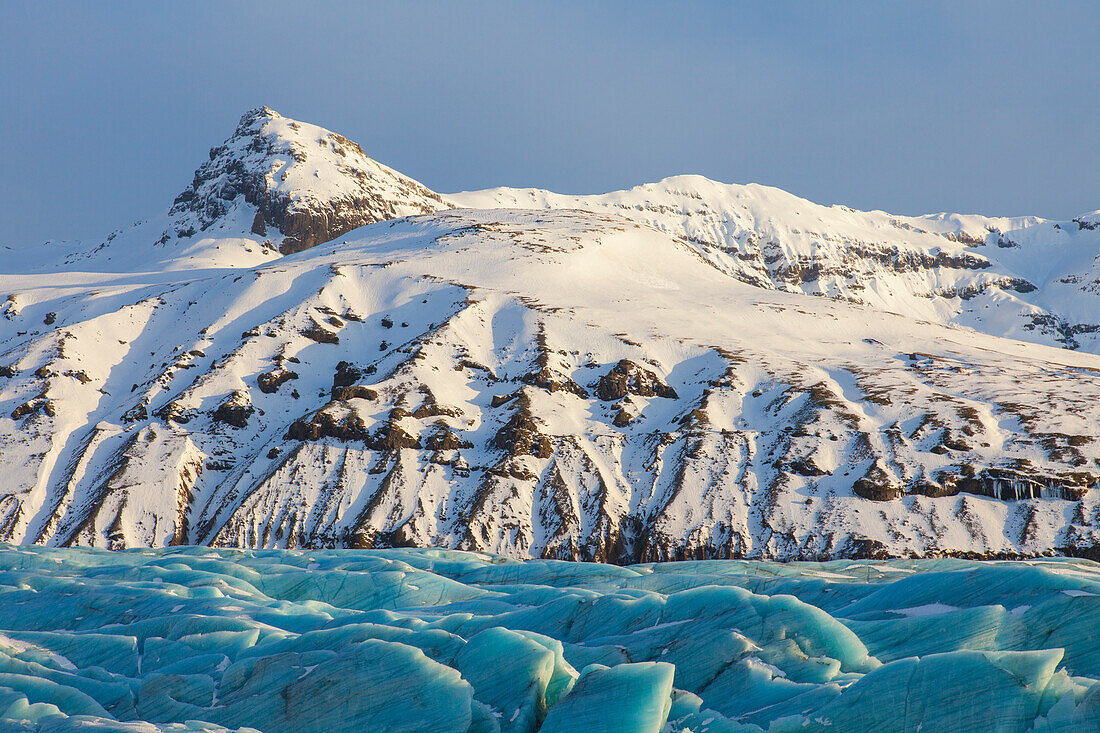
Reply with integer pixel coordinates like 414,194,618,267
166,106,450,254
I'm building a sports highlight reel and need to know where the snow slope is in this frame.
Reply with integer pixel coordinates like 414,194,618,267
1,108,1099,561
452,178,1100,353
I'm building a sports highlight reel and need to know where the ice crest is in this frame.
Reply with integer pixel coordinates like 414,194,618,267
0,548,1099,731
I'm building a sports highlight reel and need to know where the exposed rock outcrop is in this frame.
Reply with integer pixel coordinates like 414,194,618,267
165,107,450,254
257,368,298,394
212,391,254,428
595,359,678,401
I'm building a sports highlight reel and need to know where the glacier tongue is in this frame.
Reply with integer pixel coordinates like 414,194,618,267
1,548,1100,731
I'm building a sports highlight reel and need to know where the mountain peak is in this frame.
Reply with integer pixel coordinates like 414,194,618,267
164,107,449,254
240,104,282,121
225,105,285,142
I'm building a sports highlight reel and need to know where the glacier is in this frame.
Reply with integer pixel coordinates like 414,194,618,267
0,548,1099,731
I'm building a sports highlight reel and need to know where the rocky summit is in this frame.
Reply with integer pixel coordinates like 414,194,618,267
2,108,1100,561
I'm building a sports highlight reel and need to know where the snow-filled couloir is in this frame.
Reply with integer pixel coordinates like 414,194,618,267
1,107,1099,561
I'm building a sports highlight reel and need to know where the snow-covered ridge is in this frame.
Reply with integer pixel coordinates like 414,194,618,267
1,108,1099,561
451,176,1100,353
2,208,1100,560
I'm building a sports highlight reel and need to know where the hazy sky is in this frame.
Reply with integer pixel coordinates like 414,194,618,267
3,1,1098,248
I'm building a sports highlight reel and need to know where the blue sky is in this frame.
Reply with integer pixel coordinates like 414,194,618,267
2,1,1098,248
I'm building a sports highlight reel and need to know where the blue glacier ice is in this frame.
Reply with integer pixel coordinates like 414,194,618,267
0,548,1100,731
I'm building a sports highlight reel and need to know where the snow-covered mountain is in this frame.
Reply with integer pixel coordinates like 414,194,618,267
17,106,450,273
453,180,1100,353
2,107,1099,561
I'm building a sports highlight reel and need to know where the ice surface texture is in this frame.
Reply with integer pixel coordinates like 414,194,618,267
0,549,1099,731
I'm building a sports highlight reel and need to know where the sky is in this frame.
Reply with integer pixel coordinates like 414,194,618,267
2,1,1099,248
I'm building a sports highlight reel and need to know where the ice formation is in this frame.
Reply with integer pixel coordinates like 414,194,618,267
0,547,1099,731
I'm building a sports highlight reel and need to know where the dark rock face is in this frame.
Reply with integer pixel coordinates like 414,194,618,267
301,324,339,344
853,463,903,501
1024,313,1100,350
853,481,903,501
521,366,588,397
285,403,420,451
213,391,254,428
285,407,369,442
424,427,470,451
841,538,895,560
164,107,449,254
333,361,373,388
756,241,995,293
330,385,377,402
257,368,298,394
493,395,553,458
328,362,379,401
411,397,461,419
787,458,829,477
371,422,421,451
11,397,53,420
909,478,959,498
612,408,634,427
955,468,1094,502
490,392,518,408
596,360,678,401
519,331,589,398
